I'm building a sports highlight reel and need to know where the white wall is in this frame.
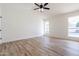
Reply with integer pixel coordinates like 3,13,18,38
49,11,79,40
1,3,44,43
0,4,3,44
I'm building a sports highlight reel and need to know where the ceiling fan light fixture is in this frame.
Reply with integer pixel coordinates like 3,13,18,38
39,8,44,12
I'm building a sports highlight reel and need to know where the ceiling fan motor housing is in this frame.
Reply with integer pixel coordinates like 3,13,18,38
40,5,43,8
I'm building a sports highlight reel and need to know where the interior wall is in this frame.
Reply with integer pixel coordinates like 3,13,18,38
49,11,79,40
0,4,2,43
1,3,44,43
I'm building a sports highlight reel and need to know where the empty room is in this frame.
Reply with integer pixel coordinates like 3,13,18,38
0,3,79,56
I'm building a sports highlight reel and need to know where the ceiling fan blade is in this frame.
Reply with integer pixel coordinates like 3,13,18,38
34,8,39,10
34,3,40,7
44,7,50,10
44,3,48,6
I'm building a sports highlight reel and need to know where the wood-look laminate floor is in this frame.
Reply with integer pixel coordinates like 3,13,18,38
0,36,79,56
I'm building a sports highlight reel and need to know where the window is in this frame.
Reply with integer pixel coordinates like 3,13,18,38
68,16,79,37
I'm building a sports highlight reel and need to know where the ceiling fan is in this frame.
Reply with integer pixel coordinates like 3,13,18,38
34,3,50,12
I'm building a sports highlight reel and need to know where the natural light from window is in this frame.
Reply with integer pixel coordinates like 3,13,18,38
68,16,79,37
44,20,49,35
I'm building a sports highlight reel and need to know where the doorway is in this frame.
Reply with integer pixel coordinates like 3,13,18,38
43,20,49,35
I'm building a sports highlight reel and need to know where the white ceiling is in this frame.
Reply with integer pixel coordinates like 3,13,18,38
31,3,79,18
2,3,79,18
48,3,79,15
31,3,78,14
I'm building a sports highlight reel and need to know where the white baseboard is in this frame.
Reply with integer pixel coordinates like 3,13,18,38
49,36,79,42
0,35,42,44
